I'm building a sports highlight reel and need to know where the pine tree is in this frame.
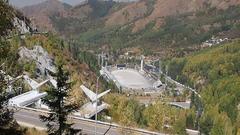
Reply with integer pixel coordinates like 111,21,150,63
0,0,14,36
0,9,23,132
40,65,81,135
0,70,23,135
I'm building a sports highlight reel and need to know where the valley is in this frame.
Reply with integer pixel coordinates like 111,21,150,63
1,0,240,135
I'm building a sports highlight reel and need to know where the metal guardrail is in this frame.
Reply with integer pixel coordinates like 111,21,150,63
18,107,164,135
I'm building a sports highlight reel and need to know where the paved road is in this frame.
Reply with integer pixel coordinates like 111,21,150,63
14,109,163,135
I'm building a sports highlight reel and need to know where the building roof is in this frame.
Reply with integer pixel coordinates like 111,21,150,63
117,64,126,68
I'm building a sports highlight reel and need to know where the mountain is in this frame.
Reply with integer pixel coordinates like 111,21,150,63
22,0,72,32
4,1,240,134
22,0,240,32
60,0,138,6
75,0,240,56
106,0,240,32
9,0,47,8
10,0,137,8
164,39,240,134
22,0,121,34
21,0,240,57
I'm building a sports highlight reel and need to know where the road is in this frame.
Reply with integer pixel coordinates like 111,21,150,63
14,109,164,135
163,74,201,97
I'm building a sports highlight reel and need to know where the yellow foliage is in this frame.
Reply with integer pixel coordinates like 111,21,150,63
24,128,47,135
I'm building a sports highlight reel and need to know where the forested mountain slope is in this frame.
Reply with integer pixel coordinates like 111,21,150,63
21,0,240,57
3,0,240,134
106,0,240,31
165,39,240,134
76,5,240,57
1,0,104,109
0,1,39,134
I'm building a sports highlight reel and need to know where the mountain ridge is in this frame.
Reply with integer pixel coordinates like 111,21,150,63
21,0,240,57
106,0,240,32
22,0,240,32
22,0,72,32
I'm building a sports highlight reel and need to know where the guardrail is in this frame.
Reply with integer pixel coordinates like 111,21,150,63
17,106,164,135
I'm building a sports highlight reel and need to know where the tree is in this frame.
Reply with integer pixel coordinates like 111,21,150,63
0,29,23,134
40,65,81,135
186,109,196,129
0,0,14,36
173,112,187,135
0,70,23,135
200,114,213,135
210,112,233,135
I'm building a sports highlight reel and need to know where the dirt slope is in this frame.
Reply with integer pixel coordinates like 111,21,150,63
106,0,240,32
22,0,71,32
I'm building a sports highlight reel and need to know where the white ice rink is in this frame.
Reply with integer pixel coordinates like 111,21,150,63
111,69,153,90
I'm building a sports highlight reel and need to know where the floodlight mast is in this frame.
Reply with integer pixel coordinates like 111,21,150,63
95,74,102,135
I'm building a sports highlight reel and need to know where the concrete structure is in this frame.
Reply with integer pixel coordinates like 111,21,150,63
49,78,57,88
169,101,191,109
201,36,229,48
100,54,166,93
116,64,126,70
98,52,109,68
153,80,163,89
74,85,110,119
23,75,49,90
111,69,153,90
140,57,144,72
8,75,49,107
8,90,47,107
186,129,200,135
75,102,109,119
0,70,23,93
101,64,165,93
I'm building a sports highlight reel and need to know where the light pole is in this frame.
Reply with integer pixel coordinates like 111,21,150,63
95,74,102,135
0,63,5,68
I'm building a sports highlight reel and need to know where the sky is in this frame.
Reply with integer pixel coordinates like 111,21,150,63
9,0,86,8
9,0,138,8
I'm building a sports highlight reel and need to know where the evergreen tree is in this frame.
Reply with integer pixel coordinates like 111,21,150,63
0,9,23,132
40,65,81,135
0,0,14,36
0,70,23,135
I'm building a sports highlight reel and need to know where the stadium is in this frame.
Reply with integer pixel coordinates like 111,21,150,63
100,59,163,93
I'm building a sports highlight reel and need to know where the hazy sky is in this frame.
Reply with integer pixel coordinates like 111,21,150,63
9,0,86,8
9,0,138,8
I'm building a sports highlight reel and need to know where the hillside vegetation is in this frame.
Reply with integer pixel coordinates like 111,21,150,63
103,93,188,134
3,0,240,134
75,5,240,57
0,1,30,134
165,39,240,134
21,0,240,57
